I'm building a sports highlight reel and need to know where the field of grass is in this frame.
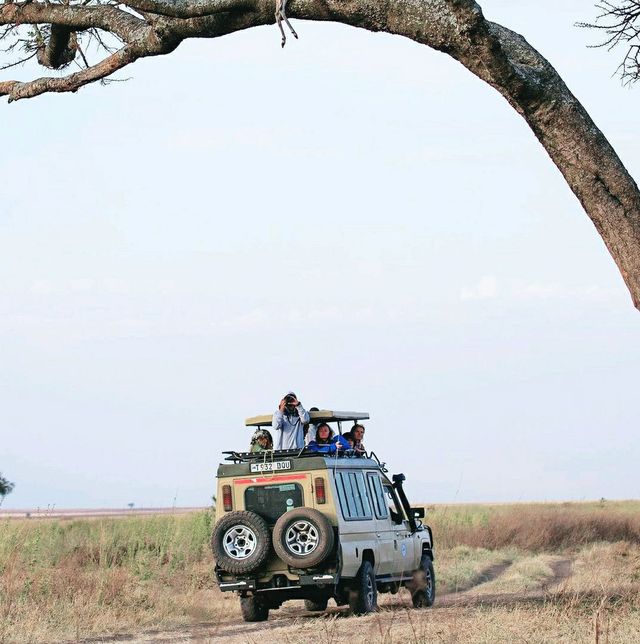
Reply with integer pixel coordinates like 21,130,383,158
1,501,640,642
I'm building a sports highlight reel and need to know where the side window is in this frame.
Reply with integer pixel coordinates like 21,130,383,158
367,473,389,519
383,485,405,525
335,471,373,521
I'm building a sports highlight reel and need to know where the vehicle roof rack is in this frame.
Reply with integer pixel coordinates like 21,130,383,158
221,448,388,470
222,448,308,463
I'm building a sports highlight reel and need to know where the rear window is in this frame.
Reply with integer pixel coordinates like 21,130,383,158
244,483,304,524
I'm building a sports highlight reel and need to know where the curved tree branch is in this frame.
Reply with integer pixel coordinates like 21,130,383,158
0,43,140,100
36,25,77,68
1,0,640,310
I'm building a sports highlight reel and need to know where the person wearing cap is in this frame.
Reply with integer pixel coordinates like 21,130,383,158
250,428,273,453
272,392,310,450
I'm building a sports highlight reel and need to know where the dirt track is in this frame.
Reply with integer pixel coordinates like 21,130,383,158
83,558,574,643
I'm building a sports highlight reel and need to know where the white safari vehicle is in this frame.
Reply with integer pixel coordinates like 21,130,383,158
210,410,435,621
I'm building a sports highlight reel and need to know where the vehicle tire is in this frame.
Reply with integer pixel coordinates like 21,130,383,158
240,596,269,622
211,511,270,575
409,555,436,608
272,508,334,568
304,597,329,612
348,560,378,616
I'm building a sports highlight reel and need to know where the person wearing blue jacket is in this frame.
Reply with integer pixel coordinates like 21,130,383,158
307,422,350,455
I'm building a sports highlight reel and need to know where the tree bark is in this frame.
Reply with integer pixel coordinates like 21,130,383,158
36,26,78,69
1,0,640,309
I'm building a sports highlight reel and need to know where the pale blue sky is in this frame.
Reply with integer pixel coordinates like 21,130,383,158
1,0,639,508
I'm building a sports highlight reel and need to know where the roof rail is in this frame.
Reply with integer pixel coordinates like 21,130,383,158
367,451,388,472
221,448,388,470
221,449,313,464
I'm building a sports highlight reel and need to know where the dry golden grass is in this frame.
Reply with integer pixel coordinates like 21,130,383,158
426,499,640,551
1,501,639,642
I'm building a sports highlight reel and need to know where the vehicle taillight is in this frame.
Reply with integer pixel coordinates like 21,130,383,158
222,485,233,511
315,477,326,505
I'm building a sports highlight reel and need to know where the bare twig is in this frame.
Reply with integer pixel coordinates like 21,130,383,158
0,49,36,69
578,1,640,82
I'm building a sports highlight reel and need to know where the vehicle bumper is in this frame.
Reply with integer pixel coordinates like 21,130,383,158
216,571,338,593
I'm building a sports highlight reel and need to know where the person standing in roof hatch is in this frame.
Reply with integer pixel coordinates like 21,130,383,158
273,391,310,450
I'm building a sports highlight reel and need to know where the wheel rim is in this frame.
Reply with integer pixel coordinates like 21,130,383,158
365,571,375,608
424,566,433,598
222,525,258,560
284,520,320,555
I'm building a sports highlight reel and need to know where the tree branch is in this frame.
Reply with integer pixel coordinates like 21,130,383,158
36,25,77,68
1,0,639,309
124,0,255,19
0,2,148,43
0,43,139,101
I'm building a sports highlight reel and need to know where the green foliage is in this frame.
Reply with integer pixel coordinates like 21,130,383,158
0,473,14,498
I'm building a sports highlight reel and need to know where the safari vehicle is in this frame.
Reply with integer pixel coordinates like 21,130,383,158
210,410,435,621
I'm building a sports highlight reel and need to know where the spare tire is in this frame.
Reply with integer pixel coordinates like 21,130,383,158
211,511,271,574
272,508,334,568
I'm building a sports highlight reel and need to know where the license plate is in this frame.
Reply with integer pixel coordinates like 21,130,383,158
250,460,292,473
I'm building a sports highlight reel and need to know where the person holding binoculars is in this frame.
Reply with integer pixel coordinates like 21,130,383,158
272,391,310,450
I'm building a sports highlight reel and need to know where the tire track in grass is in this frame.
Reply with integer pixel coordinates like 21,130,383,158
439,558,514,595
83,559,574,642
437,557,573,608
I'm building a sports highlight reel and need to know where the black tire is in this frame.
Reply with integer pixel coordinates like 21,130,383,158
240,596,269,622
272,508,334,568
410,555,436,608
304,597,329,612
211,511,270,575
348,560,377,616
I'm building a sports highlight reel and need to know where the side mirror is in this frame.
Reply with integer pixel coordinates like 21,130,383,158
412,507,425,519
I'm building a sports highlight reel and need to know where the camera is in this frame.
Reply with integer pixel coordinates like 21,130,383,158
284,395,296,404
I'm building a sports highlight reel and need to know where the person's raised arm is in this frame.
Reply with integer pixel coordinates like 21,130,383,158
296,402,310,425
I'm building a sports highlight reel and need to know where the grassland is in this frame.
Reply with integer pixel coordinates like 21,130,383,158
1,501,639,642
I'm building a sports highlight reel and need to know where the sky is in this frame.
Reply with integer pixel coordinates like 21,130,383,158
1,0,639,509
